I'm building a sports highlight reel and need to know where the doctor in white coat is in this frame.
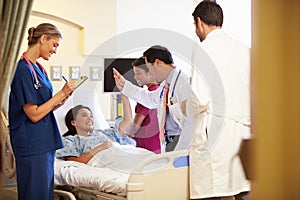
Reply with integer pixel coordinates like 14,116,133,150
114,45,207,152
185,1,251,199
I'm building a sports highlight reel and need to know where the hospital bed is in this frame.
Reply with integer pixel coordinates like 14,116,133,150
1,110,189,199
54,148,189,200
52,89,190,199
1,88,190,200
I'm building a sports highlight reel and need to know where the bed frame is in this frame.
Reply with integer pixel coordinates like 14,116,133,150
126,150,189,200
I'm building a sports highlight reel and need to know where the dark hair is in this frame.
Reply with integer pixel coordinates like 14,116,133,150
192,0,223,27
63,105,92,137
27,23,62,46
132,57,149,72
143,45,173,64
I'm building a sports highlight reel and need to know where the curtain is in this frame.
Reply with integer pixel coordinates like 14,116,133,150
0,0,33,107
0,0,33,194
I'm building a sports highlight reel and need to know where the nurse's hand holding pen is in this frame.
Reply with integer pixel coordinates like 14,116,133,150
61,76,76,96
53,76,76,110
113,68,126,91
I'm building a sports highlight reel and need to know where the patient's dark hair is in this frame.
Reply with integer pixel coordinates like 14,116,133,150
132,57,149,72
63,105,92,137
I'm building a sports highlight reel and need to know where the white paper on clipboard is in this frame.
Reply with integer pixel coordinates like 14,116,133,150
75,76,88,89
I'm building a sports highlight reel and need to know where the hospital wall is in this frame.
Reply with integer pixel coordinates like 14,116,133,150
18,0,118,121
1,0,254,199
18,0,251,122
3,0,300,199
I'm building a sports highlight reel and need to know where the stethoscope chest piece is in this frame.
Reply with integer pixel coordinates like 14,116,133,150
34,82,42,90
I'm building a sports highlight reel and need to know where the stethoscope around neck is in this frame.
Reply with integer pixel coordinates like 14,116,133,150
160,70,181,105
22,52,47,90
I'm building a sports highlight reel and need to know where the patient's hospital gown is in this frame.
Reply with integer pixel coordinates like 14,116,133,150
56,130,135,159
55,131,157,173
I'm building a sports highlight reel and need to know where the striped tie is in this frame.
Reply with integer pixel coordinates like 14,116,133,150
160,83,169,143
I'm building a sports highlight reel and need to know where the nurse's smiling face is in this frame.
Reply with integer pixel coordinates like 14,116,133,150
71,108,94,136
40,35,61,60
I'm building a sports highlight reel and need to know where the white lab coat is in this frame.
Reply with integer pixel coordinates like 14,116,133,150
189,29,251,198
121,69,196,151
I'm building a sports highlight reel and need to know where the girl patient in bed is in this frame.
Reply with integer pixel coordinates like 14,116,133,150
56,105,137,164
55,105,156,172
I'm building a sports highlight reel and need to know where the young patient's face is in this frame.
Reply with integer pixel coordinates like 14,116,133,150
74,108,94,133
133,66,151,86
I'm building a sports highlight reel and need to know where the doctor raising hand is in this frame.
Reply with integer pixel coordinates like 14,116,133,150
113,46,201,152
9,23,75,200
113,67,126,91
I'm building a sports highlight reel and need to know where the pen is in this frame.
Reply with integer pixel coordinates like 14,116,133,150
62,76,68,82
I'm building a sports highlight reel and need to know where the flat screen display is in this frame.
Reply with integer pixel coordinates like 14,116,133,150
103,58,138,92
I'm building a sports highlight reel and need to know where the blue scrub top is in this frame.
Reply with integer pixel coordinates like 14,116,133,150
9,59,63,157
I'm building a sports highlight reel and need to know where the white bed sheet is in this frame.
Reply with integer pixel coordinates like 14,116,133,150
54,143,163,196
55,159,130,196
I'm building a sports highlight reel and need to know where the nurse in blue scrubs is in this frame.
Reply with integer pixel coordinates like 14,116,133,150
8,23,76,200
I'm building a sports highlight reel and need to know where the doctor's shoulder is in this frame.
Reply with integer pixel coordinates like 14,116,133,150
175,71,191,91
179,71,190,83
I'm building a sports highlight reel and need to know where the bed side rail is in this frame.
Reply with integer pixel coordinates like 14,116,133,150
127,150,190,200
54,189,77,200
131,149,189,174
1,109,16,178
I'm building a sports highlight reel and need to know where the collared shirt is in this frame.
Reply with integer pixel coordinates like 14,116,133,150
121,68,190,145
164,68,181,136
166,68,175,85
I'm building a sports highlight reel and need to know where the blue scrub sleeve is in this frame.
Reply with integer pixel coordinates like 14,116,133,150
15,63,39,106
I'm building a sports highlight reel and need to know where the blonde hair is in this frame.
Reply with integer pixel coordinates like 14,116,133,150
27,23,62,46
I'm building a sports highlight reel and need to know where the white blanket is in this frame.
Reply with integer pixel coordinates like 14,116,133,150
54,143,155,196
88,142,155,172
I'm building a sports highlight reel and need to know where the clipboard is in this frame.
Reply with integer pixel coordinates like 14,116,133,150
75,76,88,89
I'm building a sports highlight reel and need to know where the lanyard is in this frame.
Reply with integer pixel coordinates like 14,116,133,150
170,70,181,104
22,52,47,90
160,70,181,105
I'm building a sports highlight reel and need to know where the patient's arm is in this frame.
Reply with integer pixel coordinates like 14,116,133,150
118,94,132,135
124,113,145,136
118,95,145,136
121,94,133,121
66,141,112,164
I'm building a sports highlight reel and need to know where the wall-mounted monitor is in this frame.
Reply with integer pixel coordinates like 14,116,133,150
103,58,139,93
